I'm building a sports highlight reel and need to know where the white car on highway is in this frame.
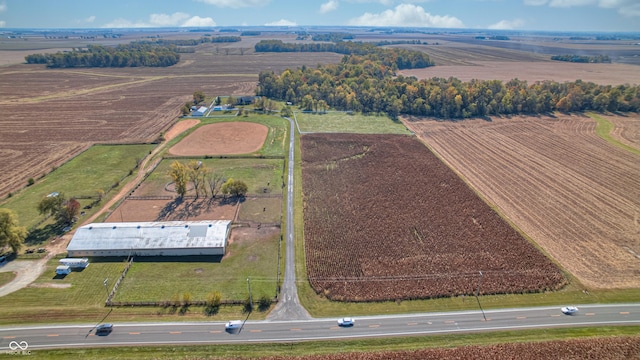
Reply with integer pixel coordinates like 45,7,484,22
337,317,355,327
561,306,579,315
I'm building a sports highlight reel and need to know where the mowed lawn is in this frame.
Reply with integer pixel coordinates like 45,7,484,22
0,257,128,324
294,111,412,134
114,230,280,302
144,158,285,197
1,144,155,229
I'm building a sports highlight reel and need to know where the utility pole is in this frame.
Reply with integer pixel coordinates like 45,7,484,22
103,278,111,308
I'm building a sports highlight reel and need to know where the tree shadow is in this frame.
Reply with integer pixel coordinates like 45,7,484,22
25,223,64,245
156,197,184,221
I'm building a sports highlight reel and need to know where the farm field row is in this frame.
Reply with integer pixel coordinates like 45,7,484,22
403,114,640,289
301,133,565,302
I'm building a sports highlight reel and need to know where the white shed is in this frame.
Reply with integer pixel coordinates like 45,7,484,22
66,220,232,257
56,265,71,275
192,106,208,117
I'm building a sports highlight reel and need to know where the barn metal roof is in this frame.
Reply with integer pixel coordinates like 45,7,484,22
66,221,231,252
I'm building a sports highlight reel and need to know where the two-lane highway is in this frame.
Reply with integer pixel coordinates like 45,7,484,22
2,304,639,350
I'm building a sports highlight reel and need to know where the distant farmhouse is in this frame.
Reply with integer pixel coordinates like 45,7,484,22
236,96,260,106
192,106,208,117
66,220,232,257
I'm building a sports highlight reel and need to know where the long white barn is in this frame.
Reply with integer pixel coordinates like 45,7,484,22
66,221,232,257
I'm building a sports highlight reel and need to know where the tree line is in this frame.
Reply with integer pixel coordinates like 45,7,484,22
257,55,640,118
167,160,247,199
25,43,180,68
254,40,434,70
551,54,611,63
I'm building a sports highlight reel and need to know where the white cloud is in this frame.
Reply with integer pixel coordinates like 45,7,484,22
85,16,96,23
320,0,339,13
0,2,6,12
346,0,432,5
149,12,190,26
0,20,5,28
348,4,464,28
524,0,640,16
265,19,297,26
196,0,270,8
488,18,525,29
103,18,148,28
103,12,215,28
181,16,217,27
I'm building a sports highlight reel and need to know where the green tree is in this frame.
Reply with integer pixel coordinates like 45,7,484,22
186,160,208,198
193,91,205,104
0,209,27,253
221,178,248,198
38,193,65,217
56,198,80,225
280,105,292,117
168,161,189,198
204,291,222,316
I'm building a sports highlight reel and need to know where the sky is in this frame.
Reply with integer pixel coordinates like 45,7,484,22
0,0,639,33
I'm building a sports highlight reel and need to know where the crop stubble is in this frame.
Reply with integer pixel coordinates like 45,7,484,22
0,42,340,199
404,114,640,289
301,133,565,302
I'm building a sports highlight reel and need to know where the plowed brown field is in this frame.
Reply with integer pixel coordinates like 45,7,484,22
403,114,640,289
0,41,342,199
252,335,640,360
301,133,565,302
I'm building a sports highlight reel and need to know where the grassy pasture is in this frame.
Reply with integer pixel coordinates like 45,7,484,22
0,144,155,232
0,271,16,287
114,229,280,303
294,111,411,134
0,256,128,324
143,158,285,197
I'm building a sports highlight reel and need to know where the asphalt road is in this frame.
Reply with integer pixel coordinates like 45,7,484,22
1,304,638,351
266,116,310,321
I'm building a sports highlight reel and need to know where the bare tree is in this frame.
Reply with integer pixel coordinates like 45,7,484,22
206,172,225,198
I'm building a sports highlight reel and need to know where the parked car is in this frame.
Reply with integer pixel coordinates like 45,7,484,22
95,323,113,335
561,306,579,315
337,317,355,327
225,320,243,330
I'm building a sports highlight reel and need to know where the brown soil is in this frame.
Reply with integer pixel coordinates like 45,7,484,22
400,61,640,85
105,198,237,222
164,119,200,142
403,114,640,289
301,133,564,301
259,335,640,359
168,122,268,156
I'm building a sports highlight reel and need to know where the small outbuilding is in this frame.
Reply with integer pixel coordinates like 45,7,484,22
60,258,89,269
192,106,208,116
56,265,71,275
66,220,232,257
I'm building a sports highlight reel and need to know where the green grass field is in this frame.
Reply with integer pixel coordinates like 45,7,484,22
294,111,412,134
589,112,640,156
0,144,155,230
114,228,280,303
0,271,16,287
144,158,285,197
